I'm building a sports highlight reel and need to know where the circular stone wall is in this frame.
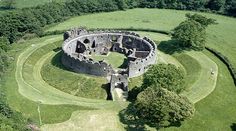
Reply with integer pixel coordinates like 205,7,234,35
62,29,157,78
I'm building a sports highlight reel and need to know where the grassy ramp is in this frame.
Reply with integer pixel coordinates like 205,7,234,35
181,51,218,103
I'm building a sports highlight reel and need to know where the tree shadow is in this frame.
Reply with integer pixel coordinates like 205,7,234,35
119,102,183,131
157,40,190,55
231,123,236,131
127,86,143,102
119,103,147,131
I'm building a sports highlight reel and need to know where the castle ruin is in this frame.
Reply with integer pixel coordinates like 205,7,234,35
62,28,157,101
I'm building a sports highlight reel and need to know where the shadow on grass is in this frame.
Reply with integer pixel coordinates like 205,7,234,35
119,102,182,130
51,51,69,70
231,123,236,131
119,103,147,131
53,47,62,52
127,86,143,102
157,40,190,55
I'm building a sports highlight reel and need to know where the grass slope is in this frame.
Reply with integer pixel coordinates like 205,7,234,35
41,51,107,99
17,36,117,109
3,36,92,125
174,54,201,89
180,51,218,103
42,110,124,131
46,8,236,71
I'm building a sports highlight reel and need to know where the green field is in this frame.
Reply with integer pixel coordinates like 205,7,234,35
1,8,236,131
46,8,236,72
0,0,65,8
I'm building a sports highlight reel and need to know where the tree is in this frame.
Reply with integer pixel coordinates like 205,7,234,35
173,14,217,50
115,0,127,10
185,13,217,28
225,0,236,16
143,64,185,93
172,19,206,50
134,87,195,127
180,0,207,10
207,0,225,11
1,0,16,9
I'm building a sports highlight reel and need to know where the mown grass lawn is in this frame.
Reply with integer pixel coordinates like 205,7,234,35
173,53,201,91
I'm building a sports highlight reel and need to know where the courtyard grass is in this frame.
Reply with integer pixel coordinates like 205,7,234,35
46,8,236,72
90,52,127,69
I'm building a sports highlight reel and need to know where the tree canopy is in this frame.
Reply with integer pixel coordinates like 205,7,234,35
225,0,236,16
143,64,185,93
172,20,206,50
172,13,216,50
207,0,226,11
185,13,217,28
134,87,195,127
